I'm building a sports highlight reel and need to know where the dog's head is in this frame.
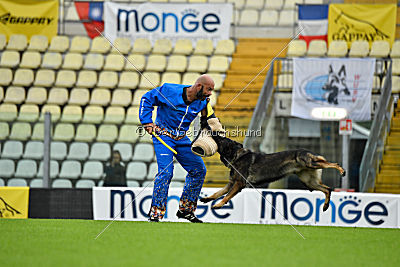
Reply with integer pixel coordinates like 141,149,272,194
323,65,348,93
211,133,243,167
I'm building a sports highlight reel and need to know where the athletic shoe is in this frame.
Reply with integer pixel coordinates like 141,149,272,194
148,217,159,222
176,210,203,223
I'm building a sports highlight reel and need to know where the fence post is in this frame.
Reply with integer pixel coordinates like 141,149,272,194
43,112,51,188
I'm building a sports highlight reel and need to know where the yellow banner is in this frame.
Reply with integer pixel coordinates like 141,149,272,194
328,4,397,47
0,0,58,41
0,187,29,219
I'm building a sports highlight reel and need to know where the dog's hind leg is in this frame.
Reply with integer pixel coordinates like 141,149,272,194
310,155,346,176
200,181,234,203
211,181,244,209
298,170,332,212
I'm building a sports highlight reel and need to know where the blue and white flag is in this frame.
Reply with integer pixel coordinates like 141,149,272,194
298,4,329,46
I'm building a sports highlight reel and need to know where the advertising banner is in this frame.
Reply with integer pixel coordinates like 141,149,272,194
328,4,397,47
0,187,29,219
104,2,233,44
0,0,58,40
292,57,375,121
93,187,400,228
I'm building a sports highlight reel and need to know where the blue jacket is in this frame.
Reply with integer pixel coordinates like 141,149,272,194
139,83,208,136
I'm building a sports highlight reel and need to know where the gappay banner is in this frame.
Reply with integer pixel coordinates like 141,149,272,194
291,58,375,121
328,4,397,47
0,0,58,40
0,187,29,219
104,2,233,44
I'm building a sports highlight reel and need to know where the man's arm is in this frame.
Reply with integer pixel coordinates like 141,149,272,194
139,87,163,134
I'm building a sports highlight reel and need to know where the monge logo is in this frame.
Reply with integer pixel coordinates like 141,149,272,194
117,8,221,33
260,191,389,226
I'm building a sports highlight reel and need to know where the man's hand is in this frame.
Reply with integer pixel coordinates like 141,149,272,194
143,123,155,135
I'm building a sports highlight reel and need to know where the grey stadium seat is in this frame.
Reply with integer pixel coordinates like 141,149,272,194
81,161,103,180
7,178,27,187
132,143,154,162
89,142,111,161
66,142,89,161
23,141,43,160
75,179,96,188
51,142,68,160
37,160,59,179
58,160,81,179
127,180,140,187
126,162,147,180
113,143,133,161
0,159,15,178
14,159,37,178
52,179,72,188
30,178,43,188
1,140,23,159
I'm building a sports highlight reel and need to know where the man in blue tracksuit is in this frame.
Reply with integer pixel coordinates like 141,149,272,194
139,74,215,223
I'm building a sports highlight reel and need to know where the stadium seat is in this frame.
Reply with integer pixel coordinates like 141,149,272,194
182,72,200,85
55,70,76,88
75,179,96,188
193,39,214,56
60,105,82,123
76,70,97,88
31,123,45,141
6,34,27,51
208,55,229,72
81,161,103,180
118,72,139,89
41,52,62,69
348,40,369,57
0,178,4,186
1,140,23,159
0,51,20,68
97,124,118,143
152,39,172,55
7,178,27,187
373,75,381,90
82,105,104,124
70,36,90,53
173,39,193,55
118,124,140,143
161,72,181,84
104,54,125,71
111,37,131,55
0,68,12,86
207,73,223,91
14,159,37,178
306,40,327,57
13,69,34,87
75,124,96,142
146,162,158,180
68,88,90,106
187,55,208,73
67,142,89,161
0,122,9,139
278,73,293,90
278,10,296,26
110,89,132,107
20,51,41,69
9,122,31,141
125,54,146,71
166,55,187,72
132,38,152,54
62,53,83,70
59,160,81,179
34,69,55,87
287,39,307,57
284,0,302,9
30,179,43,188
125,106,141,124
146,55,167,72
132,89,148,106
390,40,400,58
127,180,140,187
245,0,265,9
103,106,125,124
0,103,17,121
173,163,187,181
23,141,43,160
113,143,133,161
139,132,154,144
97,71,118,88
141,181,153,187
0,86,2,102
4,86,25,104
89,142,111,161
37,160,59,178
17,104,39,122
239,9,259,26
51,142,67,160
47,87,68,105
53,123,75,142
126,162,147,180
327,40,348,57
369,40,390,58
83,53,104,71
89,88,111,106
139,72,160,89
0,159,14,178
40,104,61,122
227,0,245,9
132,143,154,162
90,36,110,54
0,34,5,50
214,39,235,56
48,36,69,53
27,35,48,52
52,179,73,188
392,75,400,93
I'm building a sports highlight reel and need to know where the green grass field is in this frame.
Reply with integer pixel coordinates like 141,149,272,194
1,219,399,267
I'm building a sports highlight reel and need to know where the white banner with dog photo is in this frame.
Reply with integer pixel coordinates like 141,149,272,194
291,58,375,121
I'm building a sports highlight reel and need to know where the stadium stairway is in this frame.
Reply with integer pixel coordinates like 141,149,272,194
203,38,289,187
375,104,400,193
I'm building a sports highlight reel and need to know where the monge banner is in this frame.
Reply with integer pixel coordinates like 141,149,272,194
0,0,58,40
93,188,400,228
291,57,375,121
104,2,233,44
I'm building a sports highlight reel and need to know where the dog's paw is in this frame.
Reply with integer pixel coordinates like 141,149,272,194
341,170,346,177
211,204,223,209
200,197,212,203
323,203,329,212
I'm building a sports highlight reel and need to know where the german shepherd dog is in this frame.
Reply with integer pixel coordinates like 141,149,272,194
322,65,350,105
200,135,346,212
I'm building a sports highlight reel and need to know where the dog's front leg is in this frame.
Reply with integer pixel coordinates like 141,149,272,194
211,181,243,209
200,181,234,203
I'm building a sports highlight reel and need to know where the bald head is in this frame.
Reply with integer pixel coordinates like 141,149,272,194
187,74,215,101
195,74,215,88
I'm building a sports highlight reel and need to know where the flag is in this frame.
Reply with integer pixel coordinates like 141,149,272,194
74,1,104,39
298,4,329,46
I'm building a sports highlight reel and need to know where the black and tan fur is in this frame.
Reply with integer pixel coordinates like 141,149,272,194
200,135,346,212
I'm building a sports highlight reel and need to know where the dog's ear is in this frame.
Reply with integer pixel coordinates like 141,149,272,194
329,65,333,74
339,65,346,77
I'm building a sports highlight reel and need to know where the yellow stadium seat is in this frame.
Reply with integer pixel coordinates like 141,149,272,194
207,73,223,91
278,73,293,89
110,89,132,107
390,40,400,58
90,88,111,106
48,36,70,53
55,70,76,88
125,106,141,124
161,72,181,84
40,104,61,122
0,34,6,50
97,71,118,88
82,105,104,124
75,124,96,142
17,104,39,122
208,55,229,73
146,55,167,72
3,86,25,104
284,0,302,9
182,72,200,85
306,40,327,57
20,51,41,69
62,53,83,70
0,68,12,86
259,10,278,26
173,39,193,55
27,35,48,52
287,39,307,57
132,38,152,54
47,88,69,105
369,40,390,58
391,59,400,75
103,106,125,124
214,39,235,56
70,36,90,53
6,34,27,51
97,124,118,142
193,39,213,55
83,53,104,71
125,54,146,71
327,40,348,57
68,88,90,106
60,105,82,123
239,9,259,26
139,72,160,90
132,89,148,106
392,75,400,93
9,122,31,141
53,123,75,142
104,54,125,71
0,86,3,102
0,103,17,121
31,123,45,141
90,36,110,54
34,69,55,87
118,124,139,143
349,40,369,57
152,39,172,55
245,0,265,9
0,51,20,68
227,0,245,9
13,69,34,87
187,55,208,73
278,10,296,26
76,70,97,88
26,87,47,105
166,55,187,72
41,52,62,69
111,37,131,54
118,72,139,89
